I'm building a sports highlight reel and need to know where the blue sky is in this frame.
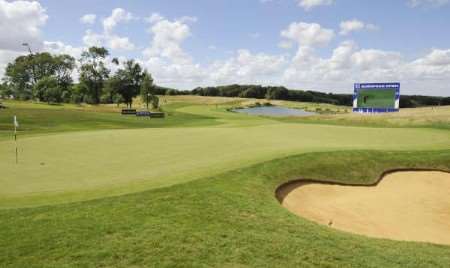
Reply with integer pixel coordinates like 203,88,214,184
1,0,450,95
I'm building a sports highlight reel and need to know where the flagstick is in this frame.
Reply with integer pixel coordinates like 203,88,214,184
14,116,18,164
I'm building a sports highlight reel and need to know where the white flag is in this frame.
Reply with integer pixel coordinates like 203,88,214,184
14,116,19,128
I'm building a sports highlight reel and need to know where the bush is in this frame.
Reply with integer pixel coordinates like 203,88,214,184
113,94,124,107
83,95,96,104
71,93,83,104
151,95,159,109
166,89,178,96
100,94,112,104
34,76,63,104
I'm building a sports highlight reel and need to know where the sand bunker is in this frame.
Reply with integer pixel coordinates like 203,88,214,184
278,171,450,245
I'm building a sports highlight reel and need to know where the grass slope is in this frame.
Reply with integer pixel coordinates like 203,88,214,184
0,101,220,141
0,150,449,267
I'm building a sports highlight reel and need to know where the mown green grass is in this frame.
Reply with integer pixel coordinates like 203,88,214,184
0,150,449,267
1,97,449,267
1,110,449,208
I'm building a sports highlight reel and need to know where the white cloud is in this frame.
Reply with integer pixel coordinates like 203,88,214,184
138,18,450,95
281,22,335,47
209,49,286,83
282,40,450,95
144,16,194,64
83,29,103,47
408,0,449,7
82,8,135,51
83,31,135,51
298,0,335,11
0,50,24,79
140,14,206,87
327,40,357,70
0,0,48,79
339,19,379,35
43,41,83,59
146,13,164,23
279,40,294,49
178,16,198,23
140,14,288,89
0,0,47,52
107,35,135,51
80,14,96,25
351,49,402,70
414,49,450,66
103,8,133,34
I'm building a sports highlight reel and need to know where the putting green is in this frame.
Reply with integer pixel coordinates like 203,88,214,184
1,122,449,208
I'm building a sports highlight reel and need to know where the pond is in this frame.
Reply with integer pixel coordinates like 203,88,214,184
233,106,316,117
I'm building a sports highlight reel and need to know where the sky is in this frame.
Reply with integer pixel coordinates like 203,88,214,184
0,0,450,96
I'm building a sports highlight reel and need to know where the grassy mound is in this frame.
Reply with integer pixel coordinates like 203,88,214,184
0,150,449,267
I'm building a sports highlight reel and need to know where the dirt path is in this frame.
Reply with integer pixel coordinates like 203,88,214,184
279,171,450,245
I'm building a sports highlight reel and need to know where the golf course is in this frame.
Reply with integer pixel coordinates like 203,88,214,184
0,96,449,267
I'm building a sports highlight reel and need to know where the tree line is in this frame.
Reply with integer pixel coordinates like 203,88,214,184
192,85,352,106
0,46,160,108
1,48,448,108
190,85,450,108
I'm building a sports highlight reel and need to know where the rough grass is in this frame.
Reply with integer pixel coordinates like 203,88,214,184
276,105,450,129
0,100,220,141
0,150,449,267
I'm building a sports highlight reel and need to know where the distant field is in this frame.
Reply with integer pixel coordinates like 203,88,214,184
357,89,396,108
277,105,450,129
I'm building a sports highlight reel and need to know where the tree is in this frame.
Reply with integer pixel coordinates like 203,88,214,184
4,52,75,100
113,93,124,107
166,89,178,96
53,54,75,92
115,60,143,108
33,76,62,104
107,60,144,108
140,71,154,109
0,82,13,99
111,57,120,66
265,87,289,100
79,47,110,104
151,95,159,109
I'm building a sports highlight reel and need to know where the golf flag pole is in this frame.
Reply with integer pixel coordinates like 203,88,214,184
14,116,19,164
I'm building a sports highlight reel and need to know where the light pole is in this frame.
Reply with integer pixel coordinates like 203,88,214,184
22,43,37,86
147,92,150,110
22,43,33,55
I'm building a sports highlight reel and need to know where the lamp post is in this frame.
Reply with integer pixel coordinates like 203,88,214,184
22,43,37,86
22,43,33,55
147,92,150,110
